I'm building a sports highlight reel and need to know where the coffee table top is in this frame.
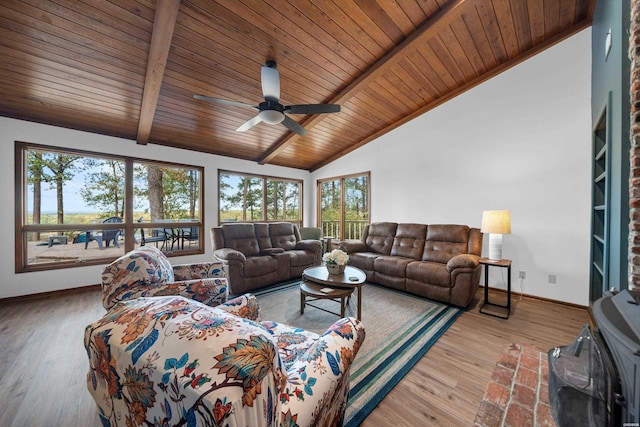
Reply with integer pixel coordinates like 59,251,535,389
302,265,366,288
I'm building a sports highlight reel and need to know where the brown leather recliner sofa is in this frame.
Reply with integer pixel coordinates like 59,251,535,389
210,222,322,294
339,222,483,308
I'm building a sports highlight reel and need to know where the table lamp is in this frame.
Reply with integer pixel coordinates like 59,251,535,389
481,210,511,260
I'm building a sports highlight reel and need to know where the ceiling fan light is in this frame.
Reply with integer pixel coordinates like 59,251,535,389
259,109,285,124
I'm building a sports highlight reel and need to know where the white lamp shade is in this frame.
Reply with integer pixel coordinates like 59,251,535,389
481,210,511,234
481,210,511,260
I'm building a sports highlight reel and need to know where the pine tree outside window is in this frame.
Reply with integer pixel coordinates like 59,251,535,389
318,172,370,241
218,170,302,226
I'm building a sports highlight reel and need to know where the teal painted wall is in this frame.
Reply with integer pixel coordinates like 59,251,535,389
591,0,631,296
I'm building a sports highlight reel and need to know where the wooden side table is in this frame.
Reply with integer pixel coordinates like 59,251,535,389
479,258,512,319
323,236,334,253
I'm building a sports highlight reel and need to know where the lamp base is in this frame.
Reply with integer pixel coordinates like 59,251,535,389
488,233,503,260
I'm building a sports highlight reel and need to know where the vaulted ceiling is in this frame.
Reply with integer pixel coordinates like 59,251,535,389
0,0,595,171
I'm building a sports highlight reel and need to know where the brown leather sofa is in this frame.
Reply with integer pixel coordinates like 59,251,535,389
339,222,483,308
210,222,322,294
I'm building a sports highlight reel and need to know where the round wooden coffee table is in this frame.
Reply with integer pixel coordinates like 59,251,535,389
300,265,366,319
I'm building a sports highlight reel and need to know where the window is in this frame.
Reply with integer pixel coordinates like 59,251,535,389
16,142,204,272
218,170,302,225
318,172,370,240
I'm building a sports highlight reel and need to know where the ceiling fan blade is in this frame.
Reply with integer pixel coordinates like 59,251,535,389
236,115,262,132
285,104,341,114
261,63,280,102
193,94,256,110
281,116,306,135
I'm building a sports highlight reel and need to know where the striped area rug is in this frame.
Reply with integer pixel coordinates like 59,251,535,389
253,281,463,426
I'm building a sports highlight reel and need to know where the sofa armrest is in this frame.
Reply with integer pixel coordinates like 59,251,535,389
216,293,262,321
295,239,323,252
280,317,365,426
214,248,247,263
339,240,366,254
446,254,480,272
172,261,225,281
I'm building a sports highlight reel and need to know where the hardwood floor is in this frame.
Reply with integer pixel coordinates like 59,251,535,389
362,291,588,426
0,287,588,427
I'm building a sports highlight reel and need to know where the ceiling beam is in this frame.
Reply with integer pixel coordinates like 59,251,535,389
257,0,468,164
136,0,181,145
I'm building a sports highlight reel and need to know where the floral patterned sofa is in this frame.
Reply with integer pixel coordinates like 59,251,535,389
84,294,365,427
100,245,228,310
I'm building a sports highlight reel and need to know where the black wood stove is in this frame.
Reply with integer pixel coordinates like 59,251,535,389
547,289,639,426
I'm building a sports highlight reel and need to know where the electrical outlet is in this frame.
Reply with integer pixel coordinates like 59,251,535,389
548,274,557,284
518,271,526,279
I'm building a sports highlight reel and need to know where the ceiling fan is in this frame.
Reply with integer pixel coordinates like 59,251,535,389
193,61,340,135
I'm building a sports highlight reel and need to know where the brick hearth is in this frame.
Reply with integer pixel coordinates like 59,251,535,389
474,343,556,427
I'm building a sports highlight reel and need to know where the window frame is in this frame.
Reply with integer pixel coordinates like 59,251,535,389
15,142,205,273
317,171,370,241
217,169,303,226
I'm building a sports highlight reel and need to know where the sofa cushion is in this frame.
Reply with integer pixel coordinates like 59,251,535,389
391,223,427,259
374,255,413,277
269,222,298,251
221,223,260,256
254,223,273,251
406,261,451,287
348,251,380,272
286,249,317,267
365,222,397,255
243,255,278,278
260,320,320,371
422,224,470,264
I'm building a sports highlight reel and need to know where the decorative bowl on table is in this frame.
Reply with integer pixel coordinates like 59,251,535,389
326,263,346,275
323,249,349,275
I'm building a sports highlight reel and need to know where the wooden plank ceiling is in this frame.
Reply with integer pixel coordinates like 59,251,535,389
0,0,595,171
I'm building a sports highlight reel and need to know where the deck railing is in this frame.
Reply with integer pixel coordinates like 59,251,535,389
321,220,368,240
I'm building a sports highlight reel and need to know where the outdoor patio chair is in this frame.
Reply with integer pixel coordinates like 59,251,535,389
139,227,172,250
84,216,123,250
179,225,199,249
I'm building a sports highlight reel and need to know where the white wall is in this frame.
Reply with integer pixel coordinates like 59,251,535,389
0,117,311,299
312,29,593,306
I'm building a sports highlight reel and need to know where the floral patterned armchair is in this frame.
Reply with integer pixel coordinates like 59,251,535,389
84,294,365,427
100,245,228,310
